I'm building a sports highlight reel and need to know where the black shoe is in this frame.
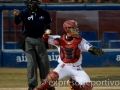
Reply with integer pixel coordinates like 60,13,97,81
28,85,36,90
28,87,34,90
47,86,55,90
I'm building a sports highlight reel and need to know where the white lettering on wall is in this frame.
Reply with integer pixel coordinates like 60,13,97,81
16,52,59,62
16,53,27,62
48,52,59,61
116,55,120,61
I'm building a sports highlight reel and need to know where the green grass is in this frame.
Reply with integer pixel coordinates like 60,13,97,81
0,67,120,88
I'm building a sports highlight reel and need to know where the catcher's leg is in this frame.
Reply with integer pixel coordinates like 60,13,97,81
81,82,93,90
67,78,75,90
34,71,59,90
67,78,82,90
67,78,93,90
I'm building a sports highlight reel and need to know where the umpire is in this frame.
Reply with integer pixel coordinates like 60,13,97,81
13,0,54,90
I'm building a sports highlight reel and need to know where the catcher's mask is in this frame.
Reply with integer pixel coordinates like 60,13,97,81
25,0,40,11
63,20,79,38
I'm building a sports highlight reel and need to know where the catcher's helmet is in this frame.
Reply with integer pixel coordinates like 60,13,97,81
25,0,40,11
63,20,79,37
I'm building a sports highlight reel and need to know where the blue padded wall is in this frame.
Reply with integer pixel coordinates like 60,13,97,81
0,51,2,67
0,5,3,10
2,50,120,67
0,7,2,66
2,51,27,67
102,31,119,46
4,42,19,49
89,41,101,48
86,4,120,10
46,4,85,10
3,4,120,10
80,31,97,41
3,4,85,10
109,40,120,48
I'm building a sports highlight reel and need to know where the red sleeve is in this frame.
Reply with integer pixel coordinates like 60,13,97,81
42,34,49,42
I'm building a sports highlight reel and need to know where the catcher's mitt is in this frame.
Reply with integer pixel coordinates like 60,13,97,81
88,46,104,56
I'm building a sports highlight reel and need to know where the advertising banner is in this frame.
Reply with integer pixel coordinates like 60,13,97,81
2,50,59,68
2,50,120,67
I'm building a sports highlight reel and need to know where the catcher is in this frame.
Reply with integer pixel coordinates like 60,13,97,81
34,20,104,90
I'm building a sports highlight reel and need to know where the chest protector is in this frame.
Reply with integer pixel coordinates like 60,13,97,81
59,35,82,63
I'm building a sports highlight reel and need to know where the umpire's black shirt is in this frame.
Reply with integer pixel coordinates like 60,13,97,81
15,8,52,38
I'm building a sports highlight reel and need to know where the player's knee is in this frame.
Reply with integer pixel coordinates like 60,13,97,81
45,71,59,85
81,82,93,90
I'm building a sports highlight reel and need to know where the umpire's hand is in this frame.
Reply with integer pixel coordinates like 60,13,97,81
13,9,20,16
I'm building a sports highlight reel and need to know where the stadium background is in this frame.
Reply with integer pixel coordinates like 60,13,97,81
0,1,120,90
0,2,120,68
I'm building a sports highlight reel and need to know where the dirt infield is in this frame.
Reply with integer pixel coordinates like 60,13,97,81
0,87,120,90
0,67,120,90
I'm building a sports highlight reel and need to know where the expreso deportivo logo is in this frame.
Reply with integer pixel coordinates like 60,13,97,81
40,79,120,87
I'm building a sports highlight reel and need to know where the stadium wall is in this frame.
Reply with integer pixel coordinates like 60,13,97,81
0,4,120,67
2,50,120,68
0,5,2,67
2,4,120,40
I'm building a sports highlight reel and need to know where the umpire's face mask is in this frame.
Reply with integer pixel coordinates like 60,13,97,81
27,1,38,11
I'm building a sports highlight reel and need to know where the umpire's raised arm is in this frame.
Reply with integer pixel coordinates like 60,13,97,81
13,9,26,24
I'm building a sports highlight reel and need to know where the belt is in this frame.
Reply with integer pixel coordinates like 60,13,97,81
73,65,80,67
66,63,81,67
